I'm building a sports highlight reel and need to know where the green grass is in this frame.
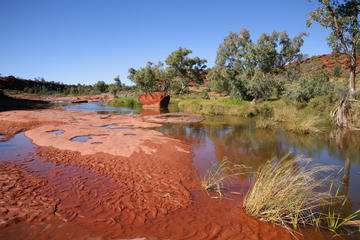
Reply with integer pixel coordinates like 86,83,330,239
177,98,273,117
106,96,141,108
176,96,330,134
255,99,332,134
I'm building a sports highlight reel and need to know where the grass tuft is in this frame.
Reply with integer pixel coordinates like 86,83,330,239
243,155,334,230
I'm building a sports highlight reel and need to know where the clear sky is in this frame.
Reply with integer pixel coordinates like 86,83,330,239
0,0,331,86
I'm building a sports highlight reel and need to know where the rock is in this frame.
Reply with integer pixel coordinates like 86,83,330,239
138,92,170,108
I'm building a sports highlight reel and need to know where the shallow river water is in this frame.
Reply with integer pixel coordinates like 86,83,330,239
1,102,359,239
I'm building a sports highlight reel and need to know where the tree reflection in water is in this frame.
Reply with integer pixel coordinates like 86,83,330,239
156,115,360,212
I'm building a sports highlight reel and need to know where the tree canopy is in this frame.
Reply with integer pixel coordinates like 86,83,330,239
208,28,307,100
128,47,207,94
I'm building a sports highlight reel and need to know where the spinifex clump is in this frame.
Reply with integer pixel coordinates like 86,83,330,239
243,155,334,230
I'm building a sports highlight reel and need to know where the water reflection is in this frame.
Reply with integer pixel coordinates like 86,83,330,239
156,117,360,212
62,102,139,115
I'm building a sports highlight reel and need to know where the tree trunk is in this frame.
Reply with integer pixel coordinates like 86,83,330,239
349,51,357,95
330,92,351,128
349,0,358,95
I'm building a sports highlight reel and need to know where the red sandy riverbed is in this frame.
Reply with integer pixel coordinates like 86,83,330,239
0,109,337,239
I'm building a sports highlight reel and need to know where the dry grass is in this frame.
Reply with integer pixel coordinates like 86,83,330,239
243,155,334,230
273,106,323,134
201,157,248,198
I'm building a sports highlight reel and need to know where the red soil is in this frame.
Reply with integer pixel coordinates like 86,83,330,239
291,53,360,77
0,162,59,228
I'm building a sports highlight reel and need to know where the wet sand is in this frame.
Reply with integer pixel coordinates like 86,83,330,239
0,109,338,239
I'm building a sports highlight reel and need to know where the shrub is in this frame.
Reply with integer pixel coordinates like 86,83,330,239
246,71,274,101
332,64,342,78
285,72,332,102
107,97,141,108
202,88,210,100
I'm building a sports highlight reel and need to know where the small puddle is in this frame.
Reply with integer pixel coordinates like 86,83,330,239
0,135,5,139
70,134,108,142
71,136,93,142
122,124,134,128
48,130,64,135
124,133,136,136
95,124,117,129
91,142,103,145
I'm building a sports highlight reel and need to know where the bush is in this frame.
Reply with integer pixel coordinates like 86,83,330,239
246,71,274,101
332,64,342,78
285,72,332,102
202,88,210,99
107,97,141,108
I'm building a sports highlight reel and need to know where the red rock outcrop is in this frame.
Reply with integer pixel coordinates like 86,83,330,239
138,92,170,108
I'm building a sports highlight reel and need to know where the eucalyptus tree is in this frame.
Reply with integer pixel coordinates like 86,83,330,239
307,0,360,128
109,75,122,97
208,28,307,100
165,47,207,93
128,62,166,93
307,0,359,94
94,81,107,93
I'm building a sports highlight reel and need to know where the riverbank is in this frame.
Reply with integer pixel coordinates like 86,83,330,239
107,95,335,134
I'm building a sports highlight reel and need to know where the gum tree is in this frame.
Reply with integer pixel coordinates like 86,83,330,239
128,62,165,93
208,28,307,100
307,0,359,94
165,47,207,93
307,0,360,128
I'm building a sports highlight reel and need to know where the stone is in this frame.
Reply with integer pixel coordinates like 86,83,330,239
138,92,170,108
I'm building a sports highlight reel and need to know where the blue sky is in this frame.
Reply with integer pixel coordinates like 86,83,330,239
0,0,331,85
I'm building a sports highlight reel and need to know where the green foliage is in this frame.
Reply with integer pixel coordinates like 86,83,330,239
324,178,360,231
246,71,274,101
177,98,274,117
0,75,96,96
165,47,207,94
307,1,360,55
202,88,210,100
332,64,342,78
94,81,107,93
285,72,333,102
128,62,165,93
128,47,207,94
108,76,123,97
107,97,141,108
220,97,245,105
307,0,359,93
208,28,307,101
